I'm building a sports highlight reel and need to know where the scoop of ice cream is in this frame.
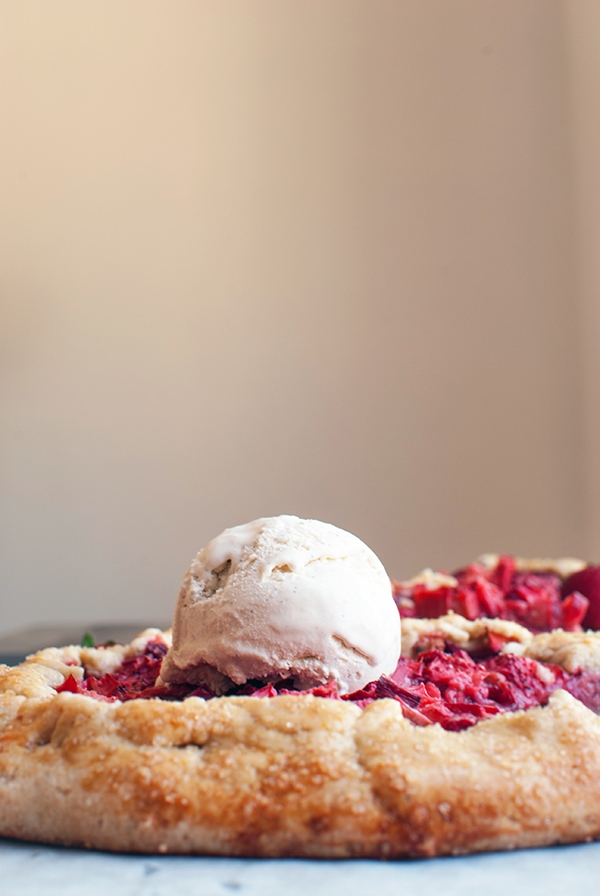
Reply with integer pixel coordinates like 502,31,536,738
160,515,401,694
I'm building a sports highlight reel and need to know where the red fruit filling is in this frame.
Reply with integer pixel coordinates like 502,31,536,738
55,635,600,732
394,555,590,633
54,557,600,729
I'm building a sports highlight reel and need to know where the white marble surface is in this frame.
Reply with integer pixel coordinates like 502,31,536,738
2,838,600,896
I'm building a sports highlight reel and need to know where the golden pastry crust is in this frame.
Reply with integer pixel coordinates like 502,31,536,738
0,623,600,857
400,612,534,657
401,613,600,673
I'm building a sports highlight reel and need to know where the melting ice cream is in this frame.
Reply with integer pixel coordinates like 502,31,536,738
160,515,401,694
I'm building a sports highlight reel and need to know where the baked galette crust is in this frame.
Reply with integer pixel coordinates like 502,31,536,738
0,620,600,857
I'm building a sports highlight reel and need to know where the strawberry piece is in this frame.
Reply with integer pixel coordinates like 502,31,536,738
56,674,81,694
561,590,589,630
562,566,600,630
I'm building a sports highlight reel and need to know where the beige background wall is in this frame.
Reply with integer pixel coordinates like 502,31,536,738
564,1,600,562
0,1,594,634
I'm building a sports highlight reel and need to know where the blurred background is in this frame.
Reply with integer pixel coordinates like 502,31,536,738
1,1,600,636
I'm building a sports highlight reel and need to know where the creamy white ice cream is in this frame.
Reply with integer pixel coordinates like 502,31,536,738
160,515,401,694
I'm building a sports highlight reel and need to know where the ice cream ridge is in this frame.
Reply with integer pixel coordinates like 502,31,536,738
160,515,402,695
